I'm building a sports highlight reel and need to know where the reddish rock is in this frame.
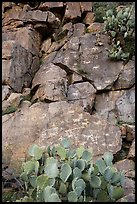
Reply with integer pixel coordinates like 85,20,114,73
65,2,81,20
39,2,63,10
86,22,104,33
2,101,122,173
83,12,95,25
80,2,93,13
15,27,41,56
2,5,22,27
127,139,135,158
121,124,135,141
41,38,52,54
2,40,15,60
126,125,135,141
32,63,67,101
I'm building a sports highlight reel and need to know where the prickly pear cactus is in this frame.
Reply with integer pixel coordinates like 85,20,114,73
16,138,125,202
103,4,135,62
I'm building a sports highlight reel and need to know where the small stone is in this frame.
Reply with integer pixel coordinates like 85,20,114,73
2,85,11,101
73,23,85,37
86,22,104,33
41,38,51,54
117,193,135,202
114,159,135,173
127,139,135,158
123,177,135,196
22,88,31,97
83,12,95,25
125,170,135,179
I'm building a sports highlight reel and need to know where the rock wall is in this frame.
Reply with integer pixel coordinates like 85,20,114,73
2,2,135,201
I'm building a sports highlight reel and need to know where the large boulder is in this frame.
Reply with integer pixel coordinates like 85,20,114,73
2,101,122,173
53,33,124,90
2,42,34,92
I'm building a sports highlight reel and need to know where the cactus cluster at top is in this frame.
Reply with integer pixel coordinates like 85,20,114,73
103,4,135,63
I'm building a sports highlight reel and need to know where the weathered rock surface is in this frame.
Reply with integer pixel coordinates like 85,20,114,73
67,82,96,101
114,60,135,89
123,177,135,196
2,2,135,199
2,101,122,173
53,33,124,90
114,159,135,173
117,193,135,202
94,90,124,124
2,85,12,101
2,42,36,92
15,27,41,56
116,86,135,124
72,23,85,37
127,139,135,158
32,63,67,101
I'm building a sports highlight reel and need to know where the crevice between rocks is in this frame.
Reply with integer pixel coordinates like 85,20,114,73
113,137,133,163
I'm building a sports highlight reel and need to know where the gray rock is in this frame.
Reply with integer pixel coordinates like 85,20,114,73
71,72,83,83
20,10,48,23
94,90,124,124
67,82,96,101
123,177,135,196
2,85,11,101
114,60,135,89
72,23,85,37
116,87,135,123
53,33,124,90
42,51,57,65
114,159,135,173
2,93,23,114
2,42,40,92
117,193,135,202
62,22,73,39
67,82,96,112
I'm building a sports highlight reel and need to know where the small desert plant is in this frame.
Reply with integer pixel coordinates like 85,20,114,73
2,105,17,116
103,4,135,62
16,138,125,202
